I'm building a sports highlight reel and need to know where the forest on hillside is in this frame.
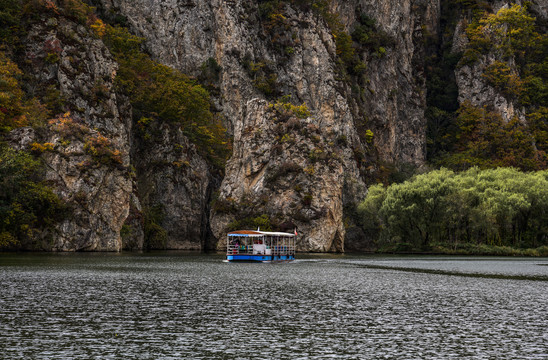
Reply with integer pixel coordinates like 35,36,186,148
425,2,547,171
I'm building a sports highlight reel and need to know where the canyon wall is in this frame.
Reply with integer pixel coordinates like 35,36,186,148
90,0,437,251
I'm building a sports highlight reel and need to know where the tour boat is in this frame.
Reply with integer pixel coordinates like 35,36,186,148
226,230,296,262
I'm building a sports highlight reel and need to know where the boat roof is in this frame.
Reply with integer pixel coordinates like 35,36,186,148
227,230,295,237
227,230,263,237
260,231,295,237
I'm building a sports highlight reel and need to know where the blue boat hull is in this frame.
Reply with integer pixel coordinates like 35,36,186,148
227,254,295,262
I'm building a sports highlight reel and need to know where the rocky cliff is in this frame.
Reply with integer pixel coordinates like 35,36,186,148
88,0,439,251
5,0,541,252
133,122,212,250
9,6,133,251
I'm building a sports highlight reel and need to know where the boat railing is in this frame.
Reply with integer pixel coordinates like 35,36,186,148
227,244,239,254
227,242,295,256
226,244,255,254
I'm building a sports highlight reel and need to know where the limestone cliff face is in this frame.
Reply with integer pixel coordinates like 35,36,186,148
98,0,436,165
212,98,363,252
92,0,438,251
133,122,212,250
336,0,438,165
12,11,134,251
9,0,537,251
454,54,525,123
211,3,367,252
93,0,216,75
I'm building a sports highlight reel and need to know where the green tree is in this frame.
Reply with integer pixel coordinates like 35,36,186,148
358,167,548,253
356,183,386,243
0,145,67,249
379,169,456,249
0,52,26,130
0,0,22,46
440,102,545,171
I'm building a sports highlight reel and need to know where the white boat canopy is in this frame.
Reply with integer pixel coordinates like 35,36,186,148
227,230,295,237
227,230,264,237
258,231,295,237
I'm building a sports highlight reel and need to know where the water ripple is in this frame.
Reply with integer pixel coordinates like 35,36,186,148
0,254,547,359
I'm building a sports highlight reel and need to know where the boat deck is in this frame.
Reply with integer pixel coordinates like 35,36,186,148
227,254,295,262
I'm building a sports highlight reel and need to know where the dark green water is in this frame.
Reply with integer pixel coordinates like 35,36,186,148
1,253,547,359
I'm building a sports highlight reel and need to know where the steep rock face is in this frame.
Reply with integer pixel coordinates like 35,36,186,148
98,0,436,165
454,54,525,122
95,0,438,251
335,0,438,165
18,12,134,251
122,190,145,250
94,0,216,75
92,0,219,250
210,2,368,251
134,123,212,250
212,98,362,252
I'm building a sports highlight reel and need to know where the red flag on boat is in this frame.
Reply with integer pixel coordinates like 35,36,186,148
294,228,298,236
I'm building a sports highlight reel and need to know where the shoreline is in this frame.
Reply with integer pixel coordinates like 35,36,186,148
2,245,548,257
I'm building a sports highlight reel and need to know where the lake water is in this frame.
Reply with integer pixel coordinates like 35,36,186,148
1,253,547,359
